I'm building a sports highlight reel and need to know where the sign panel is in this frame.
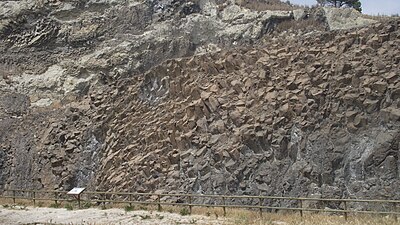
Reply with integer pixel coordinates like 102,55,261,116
67,187,86,195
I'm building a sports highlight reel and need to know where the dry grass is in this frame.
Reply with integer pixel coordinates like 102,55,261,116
225,209,399,225
362,14,400,22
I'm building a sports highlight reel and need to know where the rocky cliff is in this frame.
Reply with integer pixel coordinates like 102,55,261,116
1,0,399,205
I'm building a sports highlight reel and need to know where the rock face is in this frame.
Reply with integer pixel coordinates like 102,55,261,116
323,7,377,30
0,0,398,206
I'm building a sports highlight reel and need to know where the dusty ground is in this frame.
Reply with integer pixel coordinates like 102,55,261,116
0,204,398,225
0,205,227,225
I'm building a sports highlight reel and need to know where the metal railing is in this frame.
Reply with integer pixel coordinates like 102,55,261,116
1,189,399,221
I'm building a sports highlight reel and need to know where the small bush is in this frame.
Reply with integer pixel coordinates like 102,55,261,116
3,204,9,208
49,203,61,208
180,207,190,216
124,205,134,212
64,204,73,210
82,202,93,209
37,202,44,207
139,205,148,210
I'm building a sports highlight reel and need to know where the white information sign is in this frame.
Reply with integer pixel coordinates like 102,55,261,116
67,187,86,195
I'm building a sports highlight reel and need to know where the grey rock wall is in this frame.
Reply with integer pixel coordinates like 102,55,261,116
0,0,397,210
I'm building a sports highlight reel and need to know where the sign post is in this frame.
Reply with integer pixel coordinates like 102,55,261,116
67,188,86,208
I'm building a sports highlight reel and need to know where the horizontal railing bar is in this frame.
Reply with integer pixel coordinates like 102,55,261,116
32,198,70,202
91,194,398,204
82,199,189,207
1,196,32,200
4,189,400,204
84,191,154,196
5,189,66,194
83,199,154,204
1,196,70,202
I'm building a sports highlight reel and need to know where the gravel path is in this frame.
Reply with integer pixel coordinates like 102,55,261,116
0,206,228,225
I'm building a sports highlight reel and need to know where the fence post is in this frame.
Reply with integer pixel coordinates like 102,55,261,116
102,193,106,208
12,190,16,204
222,196,226,217
87,192,91,207
259,197,263,218
157,194,161,212
129,194,132,208
189,195,192,215
77,194,81,208
32,191,36,207
344,201,348,221
54,192,58,206
299,199,303,218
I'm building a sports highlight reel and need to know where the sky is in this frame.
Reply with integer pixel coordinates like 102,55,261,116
288,0,400,15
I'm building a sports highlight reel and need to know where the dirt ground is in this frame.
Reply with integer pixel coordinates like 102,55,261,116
0,205,228,225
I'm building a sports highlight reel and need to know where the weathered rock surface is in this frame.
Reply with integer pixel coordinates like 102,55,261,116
323,7,377,30
0,0,398,209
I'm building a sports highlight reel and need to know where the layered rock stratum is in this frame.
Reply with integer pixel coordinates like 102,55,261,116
0,0,399,206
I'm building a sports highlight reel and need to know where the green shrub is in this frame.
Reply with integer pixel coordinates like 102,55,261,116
139,205,148,210
180,207,190,216
49,203,61,208
124,205,134,212
82,202,93,209
64,203,73,210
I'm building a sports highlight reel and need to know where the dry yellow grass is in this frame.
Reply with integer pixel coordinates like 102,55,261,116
362,14,400,22
225,209,399,225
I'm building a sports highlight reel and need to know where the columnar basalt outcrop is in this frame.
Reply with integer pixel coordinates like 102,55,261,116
0,0,398,207
92,21,400,203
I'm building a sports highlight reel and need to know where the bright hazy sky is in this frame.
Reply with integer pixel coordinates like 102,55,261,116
288,0,400,15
